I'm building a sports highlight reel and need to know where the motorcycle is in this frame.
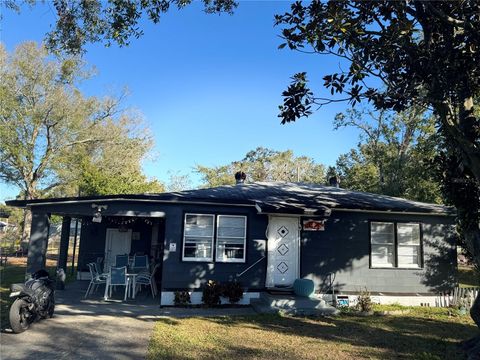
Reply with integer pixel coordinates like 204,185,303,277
9,269,55,333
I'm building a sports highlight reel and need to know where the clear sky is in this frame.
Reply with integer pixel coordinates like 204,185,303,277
0,1,361,201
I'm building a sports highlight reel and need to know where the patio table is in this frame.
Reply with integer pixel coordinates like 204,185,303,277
126,273,137,299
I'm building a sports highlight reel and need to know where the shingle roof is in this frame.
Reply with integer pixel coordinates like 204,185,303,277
163,182,452,215
6,181,454,216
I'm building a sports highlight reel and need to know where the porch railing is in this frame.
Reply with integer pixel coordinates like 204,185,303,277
236,256,266,278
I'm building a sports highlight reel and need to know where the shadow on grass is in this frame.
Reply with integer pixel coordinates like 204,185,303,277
188,314,476,359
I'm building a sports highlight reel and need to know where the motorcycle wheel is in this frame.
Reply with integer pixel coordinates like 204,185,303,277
9,298,32,333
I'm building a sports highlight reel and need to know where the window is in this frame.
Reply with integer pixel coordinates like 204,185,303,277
370,221,422,268
182,214,247,263
370,222,395,268
216,215,247,263
397,223,421,268
183,214,214,261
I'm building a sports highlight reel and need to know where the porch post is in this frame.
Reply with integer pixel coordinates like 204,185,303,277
57,216,71,288
26,211,50,278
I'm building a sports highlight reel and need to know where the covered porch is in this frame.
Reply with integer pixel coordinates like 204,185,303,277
17,197,167,301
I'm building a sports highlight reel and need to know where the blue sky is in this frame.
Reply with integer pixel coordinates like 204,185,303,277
0,1,361,201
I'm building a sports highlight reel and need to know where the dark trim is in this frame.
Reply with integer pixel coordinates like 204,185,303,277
394,222,398,268
419,223,425,268
369,220,424,270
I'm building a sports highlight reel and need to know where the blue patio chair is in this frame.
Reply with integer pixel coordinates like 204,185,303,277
106,266,128,301
115,254,129,268
135,263,160,298
84,263,107,298
132,255,149,273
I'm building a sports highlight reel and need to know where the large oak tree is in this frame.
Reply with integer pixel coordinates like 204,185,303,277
0,42,163,240
274,1,480,353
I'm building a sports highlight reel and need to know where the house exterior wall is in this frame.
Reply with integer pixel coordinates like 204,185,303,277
300,211,457,295
160,204,268,291
26,200,456,297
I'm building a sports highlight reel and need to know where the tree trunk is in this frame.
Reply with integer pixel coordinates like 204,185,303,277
20,208,32,247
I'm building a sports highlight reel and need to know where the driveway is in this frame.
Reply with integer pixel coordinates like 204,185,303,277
0,305,156,360
0,281,256,360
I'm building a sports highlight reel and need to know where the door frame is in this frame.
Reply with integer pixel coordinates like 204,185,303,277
266,216,300,288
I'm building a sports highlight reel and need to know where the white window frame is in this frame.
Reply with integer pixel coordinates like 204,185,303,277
215,215,247,263
396,223,422,269
182,213,215,262
370,221,422,269
370,221,396,268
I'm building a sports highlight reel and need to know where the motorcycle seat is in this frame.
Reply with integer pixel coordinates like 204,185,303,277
11,283,28,292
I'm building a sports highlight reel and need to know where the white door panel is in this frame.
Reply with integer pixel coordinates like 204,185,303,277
104,228,132,271
266,217,299,288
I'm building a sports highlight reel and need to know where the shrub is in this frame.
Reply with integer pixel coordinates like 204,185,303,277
202,280,222,307
356,288,373,313
174,290,191,306
221,281,244,304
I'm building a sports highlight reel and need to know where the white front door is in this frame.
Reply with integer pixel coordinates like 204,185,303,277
104,228,132,271
266,216,300,288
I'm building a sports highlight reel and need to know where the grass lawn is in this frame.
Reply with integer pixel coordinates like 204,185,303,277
458,265,480,288
148,308,476,360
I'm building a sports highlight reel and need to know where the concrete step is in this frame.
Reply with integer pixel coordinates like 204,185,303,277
250,298,279,315
251,293,339,316
260,292,327,309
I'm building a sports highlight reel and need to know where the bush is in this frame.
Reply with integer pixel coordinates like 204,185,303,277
356,288,373,313
202,280,222,307
221,281,243,304
174,290,191,306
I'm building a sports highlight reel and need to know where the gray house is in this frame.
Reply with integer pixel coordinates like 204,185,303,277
6,180,457,306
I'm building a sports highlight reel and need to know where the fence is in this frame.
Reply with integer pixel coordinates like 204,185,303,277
437,287,479,309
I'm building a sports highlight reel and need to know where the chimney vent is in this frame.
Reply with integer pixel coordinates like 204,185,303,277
234,171,246,184
329,176,340,188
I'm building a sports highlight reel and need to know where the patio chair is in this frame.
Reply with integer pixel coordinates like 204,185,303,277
84,263,108,298
115,254,129,268
93,261,108,278
135,263,160,298
131,255,149,273
106,266,128,301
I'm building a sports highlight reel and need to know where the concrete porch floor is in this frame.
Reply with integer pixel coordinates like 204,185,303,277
55,280,256,319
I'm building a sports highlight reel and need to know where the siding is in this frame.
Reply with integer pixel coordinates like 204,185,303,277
300,211,456,294
160,204,268,291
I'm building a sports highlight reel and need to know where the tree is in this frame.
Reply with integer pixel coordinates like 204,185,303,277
274,1,480,349
196,147,326,187
333,107,442,203
0,41,161,198
165,171,193,192
5,0,236,55
0,42,162,237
